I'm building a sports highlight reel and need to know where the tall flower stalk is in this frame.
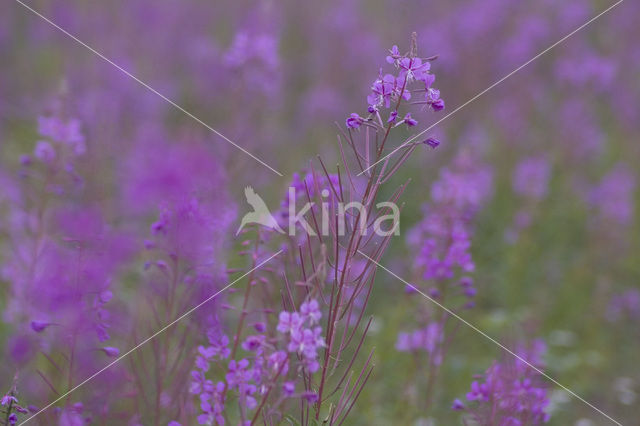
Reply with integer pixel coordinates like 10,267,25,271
188,34,446,425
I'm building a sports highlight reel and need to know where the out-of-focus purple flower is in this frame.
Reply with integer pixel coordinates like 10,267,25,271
301,391,319,403
300,299,321,324
195,380,225,425
466,380,489,401
34,141,56,163
456,340,550,424
1,395,18,406
607,288,640,322
452,399,465,411
241,335,266,352
277,299,325,373
101,347,120,357
513,156,551,200
30,320,51,333
423,138,440,149
588,164,636,227
283,381,295,397
59,406,85,426
252,322,266,333
396,322,443,364
223,28,281,98
267,350,289,375
38,116,85,156
277,311,302,334
20,155,31,166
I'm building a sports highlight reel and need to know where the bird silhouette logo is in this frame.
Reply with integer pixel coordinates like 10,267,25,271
236,186,285,235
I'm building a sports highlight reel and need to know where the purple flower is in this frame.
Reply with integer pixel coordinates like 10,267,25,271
399,113,418,127
38,116,84,145
451,399,465,411
34,141,56,163
277,311,302,334
398,57,430,81
267,351,289,375
283,381,295,396
252,322,266,333
278,300,325,373
367,74,396,109
423,74,445,111
588,164,635,227
101,347,120,357
301,391,319,403
395,322,442,359
59,407,84,426
423,138,440,149
457,341,550,424
1,395,18,406
466,380,489,401
513,156,551,200
241,335,266,352
346,113,365,129
386,45,400,64
300,299,321,324
30,320,51,333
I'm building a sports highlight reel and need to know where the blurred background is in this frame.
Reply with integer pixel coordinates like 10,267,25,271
1,0,639,424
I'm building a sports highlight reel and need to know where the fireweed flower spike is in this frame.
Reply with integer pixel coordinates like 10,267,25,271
1,382,30,426
187,35,446,424
2,109,130,423
454,339,551,424
398,146,493,407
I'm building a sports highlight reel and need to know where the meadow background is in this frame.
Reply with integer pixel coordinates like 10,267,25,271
0,0,638,425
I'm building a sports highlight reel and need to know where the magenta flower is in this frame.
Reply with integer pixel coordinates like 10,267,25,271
1,395,18,406
34,141,56,163
451,399,465,411
277,311,302,334
101,347,120,357
456,341,550,424
513,156,551,200
346,113,365,129
367,74,396,108
399,112,418,127
466,380,489,401
283,381,295,396
398,57,430,81
423,137,441,149
300,299,321,324
386,45,401,64
241,335,266,352
30,320,51,333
